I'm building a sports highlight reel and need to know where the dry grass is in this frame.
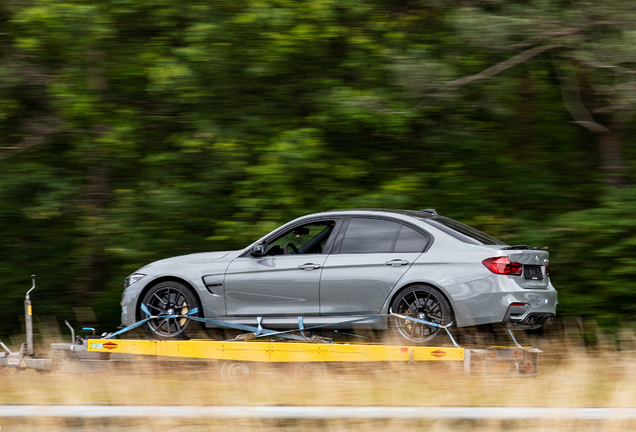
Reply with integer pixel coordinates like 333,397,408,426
3,325,636,431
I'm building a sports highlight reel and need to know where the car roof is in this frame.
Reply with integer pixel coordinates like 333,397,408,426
303,208,434,222
296,209,506,246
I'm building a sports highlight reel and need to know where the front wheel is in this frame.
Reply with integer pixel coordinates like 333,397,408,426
141,281,202,340
389,285,452,344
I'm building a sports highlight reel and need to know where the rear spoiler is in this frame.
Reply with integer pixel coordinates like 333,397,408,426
501,245,549,250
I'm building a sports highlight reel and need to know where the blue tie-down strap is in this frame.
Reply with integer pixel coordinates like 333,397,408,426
389,312,460,348
186,315,311,342
107,303,311,342
103,306,201,339
255,316,263,337
389,312,452,329
105,305,385,343
252,314,386,342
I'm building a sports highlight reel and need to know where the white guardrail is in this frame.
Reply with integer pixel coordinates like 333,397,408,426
1,406,636,419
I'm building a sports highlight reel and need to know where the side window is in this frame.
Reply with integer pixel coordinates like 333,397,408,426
266,222,335,255
394,225,429,253
340,218,400,253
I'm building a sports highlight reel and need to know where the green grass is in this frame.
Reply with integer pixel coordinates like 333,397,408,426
3,326,636,431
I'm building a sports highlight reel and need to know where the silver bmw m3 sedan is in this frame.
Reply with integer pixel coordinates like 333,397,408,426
120,209,558,343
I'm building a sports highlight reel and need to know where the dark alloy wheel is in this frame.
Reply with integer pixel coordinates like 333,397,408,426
141,281,202,339
390,285,452,344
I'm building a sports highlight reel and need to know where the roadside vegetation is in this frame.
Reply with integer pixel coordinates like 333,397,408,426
1,1,636,337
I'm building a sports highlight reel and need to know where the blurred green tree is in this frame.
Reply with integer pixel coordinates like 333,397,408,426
0,0,634,336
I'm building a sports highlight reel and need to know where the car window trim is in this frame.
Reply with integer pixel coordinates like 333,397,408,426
330,217,350,254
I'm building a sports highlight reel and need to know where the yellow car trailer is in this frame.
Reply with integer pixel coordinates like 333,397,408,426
83,338,541,379
0,276,542,378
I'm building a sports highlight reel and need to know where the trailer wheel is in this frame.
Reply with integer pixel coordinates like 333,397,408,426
389,285,452,344
141,281,202,340
220,360,254,382
294,362,328,378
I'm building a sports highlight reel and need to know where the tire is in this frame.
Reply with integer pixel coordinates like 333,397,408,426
389,285,452,344
220,361,254,382
141,281,202,340
293,362,328,379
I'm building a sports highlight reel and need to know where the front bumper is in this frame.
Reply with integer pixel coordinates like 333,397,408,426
120,279,149,328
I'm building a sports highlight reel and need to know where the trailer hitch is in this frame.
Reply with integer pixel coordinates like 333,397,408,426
0,275,55,372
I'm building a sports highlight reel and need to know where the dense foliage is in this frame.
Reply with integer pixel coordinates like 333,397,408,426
1,0,636,336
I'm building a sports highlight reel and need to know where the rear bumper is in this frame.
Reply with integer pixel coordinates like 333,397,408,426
446,275,558,328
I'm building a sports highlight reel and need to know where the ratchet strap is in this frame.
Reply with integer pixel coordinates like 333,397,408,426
106,306,457,347
389,312,460,348
103,305,201,339
105,307,384,343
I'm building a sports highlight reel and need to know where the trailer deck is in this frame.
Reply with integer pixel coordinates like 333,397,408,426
86,339,466,363
81,338,541,377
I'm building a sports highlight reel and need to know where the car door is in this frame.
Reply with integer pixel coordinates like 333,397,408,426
319,217,430,315
224,220,339,316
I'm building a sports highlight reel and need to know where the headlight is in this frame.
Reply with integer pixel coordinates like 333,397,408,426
124,273,146,289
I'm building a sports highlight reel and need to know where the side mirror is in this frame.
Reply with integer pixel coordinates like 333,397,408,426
251,242,266,257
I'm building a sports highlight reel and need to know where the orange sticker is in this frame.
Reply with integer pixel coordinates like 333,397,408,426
431,350,446,358
523,361,534,374
103,342,118,350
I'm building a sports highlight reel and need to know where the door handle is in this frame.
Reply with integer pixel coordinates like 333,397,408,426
298,263,321,270
385,259,409,267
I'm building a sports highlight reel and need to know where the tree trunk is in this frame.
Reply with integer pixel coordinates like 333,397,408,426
598,120,627,189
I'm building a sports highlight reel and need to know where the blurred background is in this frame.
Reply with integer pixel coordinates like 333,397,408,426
1,0,636,339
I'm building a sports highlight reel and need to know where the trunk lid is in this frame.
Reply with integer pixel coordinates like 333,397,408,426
505,248,550,289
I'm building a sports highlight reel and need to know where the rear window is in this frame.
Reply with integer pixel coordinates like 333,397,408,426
423,216,505,246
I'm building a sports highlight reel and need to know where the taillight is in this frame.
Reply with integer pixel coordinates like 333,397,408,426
546,264,550,276
482,257,523,276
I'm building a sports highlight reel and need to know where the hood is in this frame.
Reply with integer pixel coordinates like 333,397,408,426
138,250,239,272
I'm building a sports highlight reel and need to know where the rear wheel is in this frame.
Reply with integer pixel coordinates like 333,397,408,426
389,285,452,344
141,281,202,340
